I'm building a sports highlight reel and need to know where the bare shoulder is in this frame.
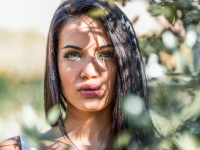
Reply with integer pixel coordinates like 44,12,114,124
0,137,20,150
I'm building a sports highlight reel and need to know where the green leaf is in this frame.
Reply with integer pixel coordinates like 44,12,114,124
161,5,177,24
87,8,108,18
47,105,60,126
113,131,131,149
148,5,162,16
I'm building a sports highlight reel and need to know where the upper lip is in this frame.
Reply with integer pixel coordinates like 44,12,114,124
78,84,101,91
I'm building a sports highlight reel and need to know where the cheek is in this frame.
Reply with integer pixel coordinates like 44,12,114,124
58,63,79,89
59,63,70,82
59,59,81,76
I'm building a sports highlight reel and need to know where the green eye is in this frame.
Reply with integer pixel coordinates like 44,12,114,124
64,52,81,61
97,51,114,60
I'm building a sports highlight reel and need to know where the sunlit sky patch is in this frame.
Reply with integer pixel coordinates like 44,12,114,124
0,0,61,35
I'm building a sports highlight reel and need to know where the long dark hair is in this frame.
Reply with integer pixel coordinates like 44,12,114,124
44,0,156,149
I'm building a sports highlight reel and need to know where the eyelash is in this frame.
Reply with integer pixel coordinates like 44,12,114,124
64,52,81,61
64,51,114,61
97,51,114,60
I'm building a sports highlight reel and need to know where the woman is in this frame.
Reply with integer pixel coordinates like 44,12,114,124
0,0,156,149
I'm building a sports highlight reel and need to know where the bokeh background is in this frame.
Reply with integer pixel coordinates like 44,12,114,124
0,0,61,140
0,0,200,149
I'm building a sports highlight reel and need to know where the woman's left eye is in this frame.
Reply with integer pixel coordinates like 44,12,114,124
97,51,114,60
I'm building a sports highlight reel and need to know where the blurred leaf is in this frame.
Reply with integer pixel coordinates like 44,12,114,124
121,94,151,128
148,2,177,24
185,26,197,48
183,74,200,96
139,35,166,58
173,133,200,150
21,104,38,129
177,117,200,141
149,79,190,119
47,104,60,126
113,131,131,149
162,30,179,50
87,8,108,18
148,5,163,16
20,106,44,150
0,75,9,99
21,125,43,149
162,4,177,24
122,94,144,116
185,10,200,24
157,137,178,150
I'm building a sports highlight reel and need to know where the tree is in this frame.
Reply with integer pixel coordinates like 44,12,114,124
117,0,200,149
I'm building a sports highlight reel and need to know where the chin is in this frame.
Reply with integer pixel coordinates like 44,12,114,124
68,98,112,112
77,99,111,112
80,103,106,112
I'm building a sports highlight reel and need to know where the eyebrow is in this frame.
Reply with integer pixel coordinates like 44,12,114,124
62,45,82,50
62,44,113,50
98,44,113,50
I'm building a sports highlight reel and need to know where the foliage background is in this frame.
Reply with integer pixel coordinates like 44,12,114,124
0,0,200,149
0,0,60,140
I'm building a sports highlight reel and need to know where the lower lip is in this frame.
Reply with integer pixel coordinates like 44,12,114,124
78,90,102,97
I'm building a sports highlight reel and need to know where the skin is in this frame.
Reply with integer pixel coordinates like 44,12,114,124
56,16,116,149
0,137,20,150
0,16,116,150
58,16,116,112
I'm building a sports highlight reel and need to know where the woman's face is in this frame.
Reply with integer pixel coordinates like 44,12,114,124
57,16,116,112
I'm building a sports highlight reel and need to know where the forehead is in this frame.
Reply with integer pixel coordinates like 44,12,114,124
66,16,104,31
58,16,110,49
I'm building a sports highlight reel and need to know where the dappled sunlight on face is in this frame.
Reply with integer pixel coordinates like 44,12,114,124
57,16,116,112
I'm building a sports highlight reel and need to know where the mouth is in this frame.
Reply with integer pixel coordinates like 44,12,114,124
78,84,102,97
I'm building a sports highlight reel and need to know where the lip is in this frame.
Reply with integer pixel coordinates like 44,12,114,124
78,84,102,97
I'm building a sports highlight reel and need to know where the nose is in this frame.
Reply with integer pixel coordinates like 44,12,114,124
80,58,99,79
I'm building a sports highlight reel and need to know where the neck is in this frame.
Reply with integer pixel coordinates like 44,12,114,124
64,103,112,149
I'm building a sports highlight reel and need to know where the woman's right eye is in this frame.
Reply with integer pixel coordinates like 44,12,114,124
64,52,81,61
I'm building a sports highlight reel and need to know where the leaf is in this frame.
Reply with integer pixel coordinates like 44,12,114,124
113,131,131,149
47,105,60,126
185,26,197,48
87,8,108,18
121,94,151,128
148,2,177,25
186,11,200,24
21,104,38,129
162,30,179,50
148,5,163,16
